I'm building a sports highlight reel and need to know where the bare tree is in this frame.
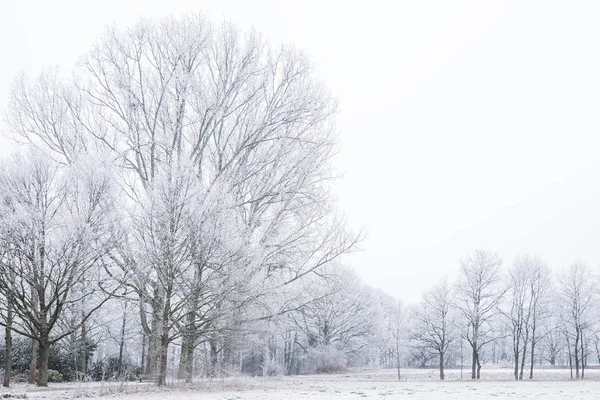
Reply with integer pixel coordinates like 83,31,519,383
505,258,530,380
289,267,376,356
526,257,552,379
410,279,454,380
541,318,562,366
455,250,505,379
557,261,595,379
0,152,120,386
504,255,551,380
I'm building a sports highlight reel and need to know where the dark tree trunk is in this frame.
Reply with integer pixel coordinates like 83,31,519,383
178,333,195,383
140,330,146,376
157,283,171,387
575,329,580,379
513,348,519,380
581,332,586,379
37,337,50,387
529,324,536,379
3,297,13,387
157,334,169,386
471,345,477,379
178,263,203,382
519,339,527,380
146,319,160,376
209,339,219,377
439,351,444,380
79,321,87,376
118,309,127,377
28,339,37,384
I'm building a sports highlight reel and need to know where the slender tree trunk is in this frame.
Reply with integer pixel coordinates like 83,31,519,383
519,341,527,380
471,345,477,379
3,296,13,387
513,347,519,380
396,337,401,381
567,336,573,379
476,353,481,379
118,309,127,377
140,330,146,377
157,285,171,387
529,324,536,379
575,329,580,379
79,320,87,376
439,351,444,380
580,331,585,379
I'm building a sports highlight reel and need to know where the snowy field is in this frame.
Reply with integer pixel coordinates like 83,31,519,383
2,368,600,399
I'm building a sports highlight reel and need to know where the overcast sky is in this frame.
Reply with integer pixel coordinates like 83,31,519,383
2,0,600,302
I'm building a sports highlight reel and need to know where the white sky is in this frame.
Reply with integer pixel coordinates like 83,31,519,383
2,0,600,303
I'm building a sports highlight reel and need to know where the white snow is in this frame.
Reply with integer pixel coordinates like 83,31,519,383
1,368,600,399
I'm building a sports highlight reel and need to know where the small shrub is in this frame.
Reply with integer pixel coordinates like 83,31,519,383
302,345,347,374
47,369,63,383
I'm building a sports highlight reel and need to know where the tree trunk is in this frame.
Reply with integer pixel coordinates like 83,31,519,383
3,297,13,387
178,262,203,382
471,345,477,379
79,321,87,376
178,331,195,382
439,351,444,380
140,330,146,377
513,348,519,380
37,337,50,387
28,339,37,384
580,332,585,379
146,319,160,376
157,337,168,386
177,313,197,382
529,325,536,379
209,339,219,378
574,329,580,379
519,341,527,380
118,309,127,377
476,353,481,379
157,278,172,387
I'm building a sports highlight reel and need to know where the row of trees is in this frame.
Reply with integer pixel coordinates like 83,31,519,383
407,250,599,382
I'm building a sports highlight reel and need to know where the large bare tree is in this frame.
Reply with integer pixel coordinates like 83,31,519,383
5,14,357,385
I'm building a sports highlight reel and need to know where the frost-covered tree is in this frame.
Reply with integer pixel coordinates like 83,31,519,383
504,255,551,380
455,250,504,379
289,267,376,371
557,261,595,379
5,14,358,385
410,279,454,380
0,152,120,386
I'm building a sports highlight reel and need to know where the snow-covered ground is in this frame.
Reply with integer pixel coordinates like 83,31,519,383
3,368,600,399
